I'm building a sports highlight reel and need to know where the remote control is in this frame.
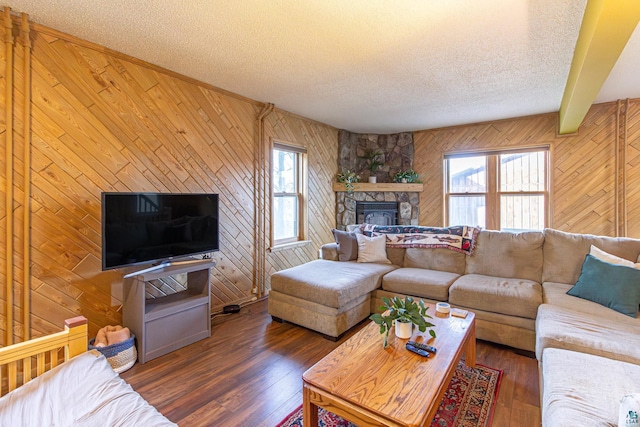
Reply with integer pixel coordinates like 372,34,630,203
405,343,430,358
407,341,437,354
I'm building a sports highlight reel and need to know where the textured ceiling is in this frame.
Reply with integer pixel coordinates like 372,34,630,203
5,0,640,133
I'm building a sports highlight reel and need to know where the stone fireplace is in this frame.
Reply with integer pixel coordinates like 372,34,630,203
335,130,420,229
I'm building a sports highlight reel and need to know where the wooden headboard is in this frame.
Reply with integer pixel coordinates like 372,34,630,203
0,316,88,396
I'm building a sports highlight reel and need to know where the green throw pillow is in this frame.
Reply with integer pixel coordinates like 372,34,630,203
567,254,640,317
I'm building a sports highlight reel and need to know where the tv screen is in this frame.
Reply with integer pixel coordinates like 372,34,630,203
102,192,219,270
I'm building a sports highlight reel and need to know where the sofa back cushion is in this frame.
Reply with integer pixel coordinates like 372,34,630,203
403,247,466,275
542,228,640,284
386,247,406,267
465,229,544,282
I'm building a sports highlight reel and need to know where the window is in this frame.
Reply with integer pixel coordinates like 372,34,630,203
445,148,549,231
272,142,307,245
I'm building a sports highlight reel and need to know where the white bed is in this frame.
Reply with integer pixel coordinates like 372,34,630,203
0,317,176,426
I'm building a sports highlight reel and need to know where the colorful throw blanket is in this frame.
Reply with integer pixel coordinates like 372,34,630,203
363,224,481,255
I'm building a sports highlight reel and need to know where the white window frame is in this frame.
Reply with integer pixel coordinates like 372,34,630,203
444,147,550,231
271,141,308,247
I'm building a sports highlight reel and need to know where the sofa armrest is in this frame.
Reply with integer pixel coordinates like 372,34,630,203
319,243,339,260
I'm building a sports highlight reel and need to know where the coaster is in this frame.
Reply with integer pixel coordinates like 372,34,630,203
436,302,450,314
451,308,469,318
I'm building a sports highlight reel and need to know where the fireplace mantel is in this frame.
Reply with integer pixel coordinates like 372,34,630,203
332,182,423,193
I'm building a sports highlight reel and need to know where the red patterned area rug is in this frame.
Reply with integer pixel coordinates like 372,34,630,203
277,362,502,427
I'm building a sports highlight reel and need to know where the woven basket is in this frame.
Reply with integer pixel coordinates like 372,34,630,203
89,334,137,374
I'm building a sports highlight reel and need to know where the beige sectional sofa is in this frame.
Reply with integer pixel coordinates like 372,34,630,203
536,229,640,426
268,226,640,426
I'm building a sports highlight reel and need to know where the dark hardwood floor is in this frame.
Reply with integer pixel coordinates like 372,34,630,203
121,299,541,426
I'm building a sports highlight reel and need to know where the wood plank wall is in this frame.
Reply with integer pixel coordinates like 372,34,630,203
263,110,337,287
0,12,338,345
414,99,640,238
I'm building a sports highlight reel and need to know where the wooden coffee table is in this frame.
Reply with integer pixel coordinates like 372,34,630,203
302,304,476,427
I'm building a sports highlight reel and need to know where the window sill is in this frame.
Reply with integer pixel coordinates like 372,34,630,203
269,240,312,252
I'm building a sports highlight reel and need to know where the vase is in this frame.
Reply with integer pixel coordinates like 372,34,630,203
368,176,377,183
395,320,412,339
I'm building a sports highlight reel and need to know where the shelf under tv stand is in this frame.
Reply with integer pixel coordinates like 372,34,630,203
122,260,215,364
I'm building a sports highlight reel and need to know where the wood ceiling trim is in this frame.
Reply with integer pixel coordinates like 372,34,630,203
559,0,640,135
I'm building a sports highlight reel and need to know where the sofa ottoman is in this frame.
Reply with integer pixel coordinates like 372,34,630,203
268,259,396,339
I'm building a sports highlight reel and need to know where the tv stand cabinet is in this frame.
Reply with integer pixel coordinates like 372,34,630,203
122,260,215,364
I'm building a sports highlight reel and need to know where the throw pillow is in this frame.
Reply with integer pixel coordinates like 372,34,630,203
590,245,640,269
356,233,390,264
332,229,358,261
346,224,364,234
567,254,640,317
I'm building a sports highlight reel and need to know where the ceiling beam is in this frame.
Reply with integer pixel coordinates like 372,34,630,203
558,0,640,135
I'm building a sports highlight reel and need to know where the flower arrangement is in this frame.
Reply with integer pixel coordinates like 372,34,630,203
369,296,436,348
337,170,360,193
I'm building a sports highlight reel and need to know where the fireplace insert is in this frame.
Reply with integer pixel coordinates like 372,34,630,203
356,202,398,225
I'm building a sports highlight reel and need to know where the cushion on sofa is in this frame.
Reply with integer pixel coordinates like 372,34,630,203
356,234,391,264
386,247,406,267
536,303,640,364
543,282,640,321
567,254,640,317
403,247,465,275
465,230,544,283
449,274,542,319
332,229,358,261
590,244,640,269
541,348,640,427
382,268,459,301
270,259,396,308
542,228,640,284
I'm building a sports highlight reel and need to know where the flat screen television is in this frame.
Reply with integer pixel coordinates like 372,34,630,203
102,192,219,271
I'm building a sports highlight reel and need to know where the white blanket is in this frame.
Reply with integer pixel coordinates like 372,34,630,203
0,350,176,427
